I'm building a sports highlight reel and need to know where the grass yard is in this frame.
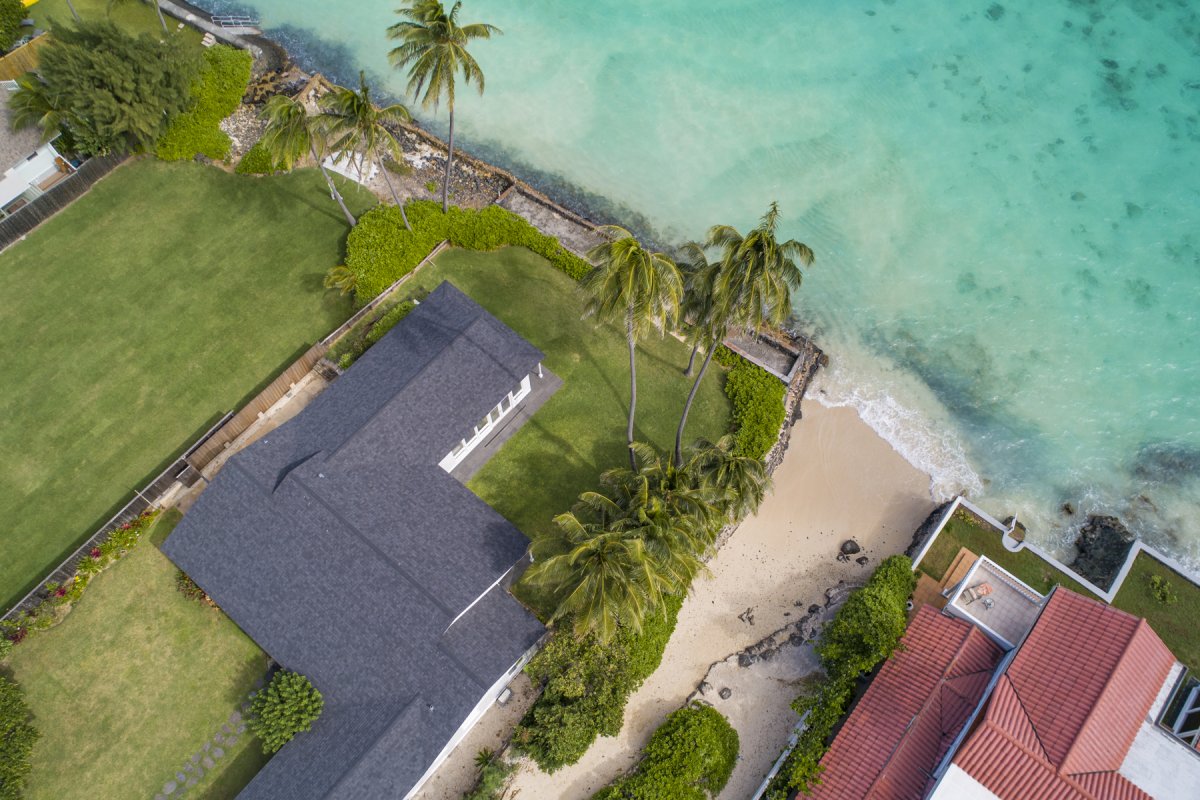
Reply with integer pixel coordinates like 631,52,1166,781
3,511,270,800
25,0,204,46
402,247,733,613
0,159,374,607
918,509,1200,671
1113,553,1200,673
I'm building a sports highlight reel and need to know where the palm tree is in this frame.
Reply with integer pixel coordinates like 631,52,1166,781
584,226,683,471
319,72,415,231
673,204,814,466
107,0,168,34
323,265,357,295
693,435,772,521
7,73,68,143
523,505,666,642
673,242,726,466
258,94,357,227
387,0,500,213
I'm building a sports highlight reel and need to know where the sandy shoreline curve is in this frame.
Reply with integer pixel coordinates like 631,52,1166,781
501,400,936,799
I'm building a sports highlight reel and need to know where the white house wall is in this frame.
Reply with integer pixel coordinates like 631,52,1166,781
0,145,60,209
1120,663,1200,798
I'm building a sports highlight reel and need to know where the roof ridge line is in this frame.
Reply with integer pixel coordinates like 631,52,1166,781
999,674,1053,764
862,619,976,796
1058,615,1152,775
288,471,455,619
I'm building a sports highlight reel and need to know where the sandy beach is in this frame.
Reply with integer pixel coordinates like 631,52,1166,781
498,400,935,799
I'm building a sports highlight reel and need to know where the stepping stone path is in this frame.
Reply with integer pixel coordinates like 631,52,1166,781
157,684,263,798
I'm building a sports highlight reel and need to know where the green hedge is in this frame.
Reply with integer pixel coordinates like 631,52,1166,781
249,670,324,754
767,556,916,797
0,674,39,800
235,141,280,175
722,351,786,461
514,595,682,773
593,703,739,800
156,45,252,162
329,299,417,369
0,0,23,54
345,201,592,301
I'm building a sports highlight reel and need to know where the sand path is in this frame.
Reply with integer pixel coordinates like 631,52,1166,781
504,401,935,799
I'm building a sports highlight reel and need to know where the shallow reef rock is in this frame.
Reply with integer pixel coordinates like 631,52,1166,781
1070,515,1135,591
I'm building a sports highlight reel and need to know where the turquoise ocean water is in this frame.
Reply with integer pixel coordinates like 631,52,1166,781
202,0,1200,566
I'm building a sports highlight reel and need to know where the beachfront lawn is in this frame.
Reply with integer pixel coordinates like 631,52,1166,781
915,509,1095,597
1113,552,1200,672
4,511,270,800
0,158,374,607
401,247,733,612
918,509,1200,671
25,0,203,45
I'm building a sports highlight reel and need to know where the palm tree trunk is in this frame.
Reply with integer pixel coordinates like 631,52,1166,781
626,311,638,472
684,342,699,376
441,105,455,214
377,156,412,231
152,0,168,33
675,341,716,467
309,141,357,227
66,0,80,22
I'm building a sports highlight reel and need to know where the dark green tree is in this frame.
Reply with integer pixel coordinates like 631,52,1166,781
0,676,39,800
0,0,23,52
248,670,324,754
11,20,199,155
388,0,500,213
258,93,357,226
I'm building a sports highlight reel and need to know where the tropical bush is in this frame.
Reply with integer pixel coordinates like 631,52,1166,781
0,675,39,800
464,749,516,800
344,201,591,301
0,511,158,646
514,595,681,772
0,0,22,53
156,45,253,162
17,20,200,155
724,356,786,460
249,670,324,754
593,703,739,800
767,555,915,796
328,299,417,368
235,141,280,175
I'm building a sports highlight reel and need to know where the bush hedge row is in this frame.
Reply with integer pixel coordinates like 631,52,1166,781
156,45,252,162
344,201,591,301
716,347,787,460
593,703,739,800
767,555,916,797
513,594,682,772
0,674,39,800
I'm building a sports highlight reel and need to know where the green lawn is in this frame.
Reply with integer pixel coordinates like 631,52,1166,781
1113,553,1200,673
402,247,733,612
3,511,270,800
918,509,1200,671
26,0,203,45
0,159,374,607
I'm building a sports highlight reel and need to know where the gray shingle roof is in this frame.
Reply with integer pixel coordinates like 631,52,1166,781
162,282,547,800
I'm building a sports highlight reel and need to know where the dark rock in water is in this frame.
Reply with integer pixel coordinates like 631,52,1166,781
699,681,712,695
808,604,821,615
738,653,756,668
986,4,1005,21
1132,441,1200,486
840,540,862,556
1061,502,1075,515
719,687,732,700
760,648,778,662
1070,515,1136,590
855,555,869,565
789,632,805,646
1101,58,1119,69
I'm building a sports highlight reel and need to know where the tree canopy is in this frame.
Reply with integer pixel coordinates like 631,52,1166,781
18,20,199,155
0,0,23,54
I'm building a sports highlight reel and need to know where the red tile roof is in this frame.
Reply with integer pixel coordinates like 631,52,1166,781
807,606,1004,800
951,588,1177,800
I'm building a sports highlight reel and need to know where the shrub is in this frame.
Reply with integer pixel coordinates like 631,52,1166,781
724,356,786,460
0,0,23,53
514,595,681,772
0,675,39,800
328,299,417,368
0,638,11,662
156,45,252,162
464,749,517,800
595,703,739,800
344,201,591,301
235,141,280,175
1149,574,1178,605
249,670,324,754
176,570,217,606
767,556,915,796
